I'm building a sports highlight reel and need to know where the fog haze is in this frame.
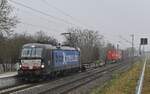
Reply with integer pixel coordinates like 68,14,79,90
9,0,150,50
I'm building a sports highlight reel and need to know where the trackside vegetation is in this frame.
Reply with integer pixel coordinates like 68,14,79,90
142,59,150,94
91,60,143,94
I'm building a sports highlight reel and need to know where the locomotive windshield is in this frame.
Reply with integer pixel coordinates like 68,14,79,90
21,47,43,57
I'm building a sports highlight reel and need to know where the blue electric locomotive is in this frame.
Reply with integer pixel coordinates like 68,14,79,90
18,43,81,80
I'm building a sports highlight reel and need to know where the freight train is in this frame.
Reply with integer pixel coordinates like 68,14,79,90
17,43,124,81
18,43,82,81
106,49,122,63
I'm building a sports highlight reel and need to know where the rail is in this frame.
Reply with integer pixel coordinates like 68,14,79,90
135,57,147,94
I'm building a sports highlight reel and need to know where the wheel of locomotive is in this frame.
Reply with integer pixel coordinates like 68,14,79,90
59,70,63,76
81,65,86,72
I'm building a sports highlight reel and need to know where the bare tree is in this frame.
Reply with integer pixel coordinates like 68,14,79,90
63,27,104,64
0,31,58,72
34,31,58,45
0,0,18,35
0,33,32,72
0,0,18,72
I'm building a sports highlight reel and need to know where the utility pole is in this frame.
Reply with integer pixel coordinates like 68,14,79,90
131,34,134,57
117,44,119,51
139,44,141,55
119,35,135,57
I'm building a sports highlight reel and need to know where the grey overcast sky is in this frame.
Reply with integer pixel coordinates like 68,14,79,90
8,0,150,50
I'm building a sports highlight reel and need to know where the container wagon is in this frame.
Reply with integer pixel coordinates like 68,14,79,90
106,49,122,63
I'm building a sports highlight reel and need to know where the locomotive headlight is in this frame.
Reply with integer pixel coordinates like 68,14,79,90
19,64,22,68
41,64,45,68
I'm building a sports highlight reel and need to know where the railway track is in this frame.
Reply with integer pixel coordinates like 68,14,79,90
0,84,32,94
0,75,72,94
65,60,136,94
8,62,127,94
41,62,127,94
0,81,46,94
0,58,138,94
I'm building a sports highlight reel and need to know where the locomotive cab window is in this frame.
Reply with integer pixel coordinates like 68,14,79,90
21,47,43,57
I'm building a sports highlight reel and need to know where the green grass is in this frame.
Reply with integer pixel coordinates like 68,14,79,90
91,60,143,94
142,59,150,94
